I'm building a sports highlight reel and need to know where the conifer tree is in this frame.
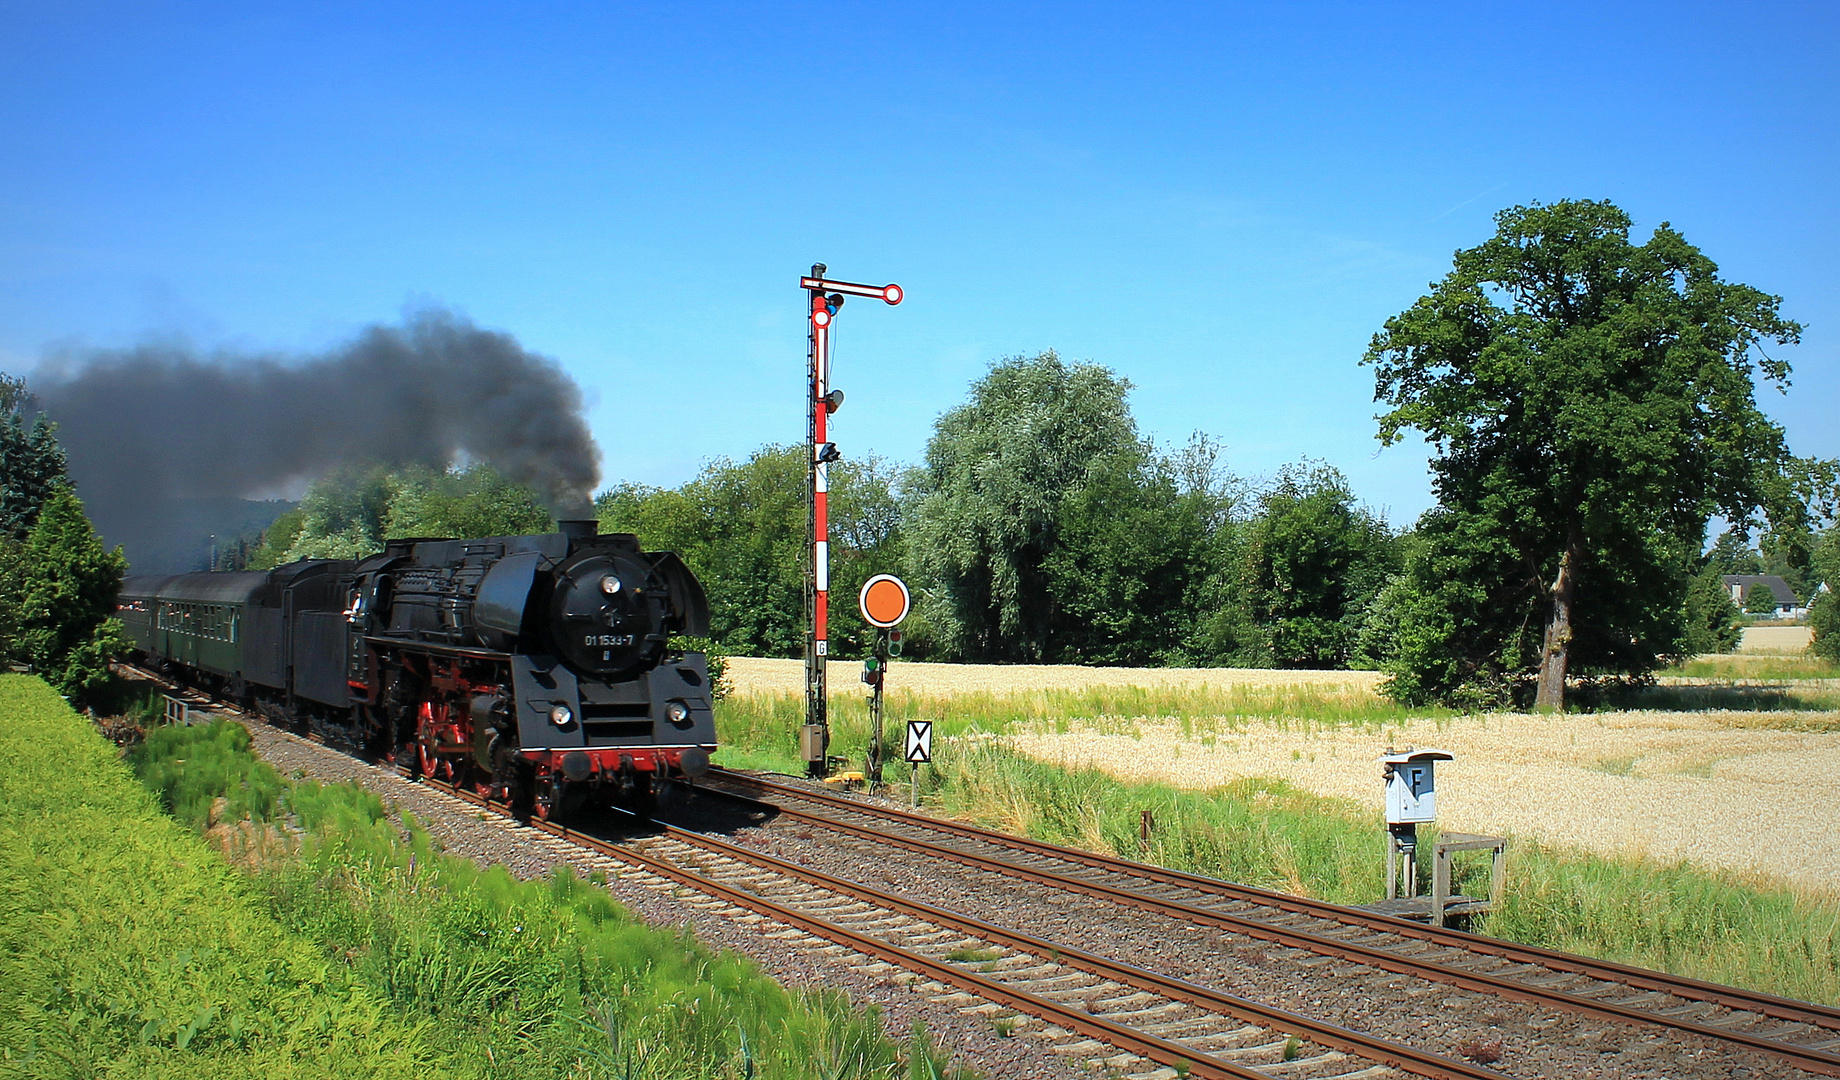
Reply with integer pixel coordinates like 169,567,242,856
0,374,69,540
17,488,129,702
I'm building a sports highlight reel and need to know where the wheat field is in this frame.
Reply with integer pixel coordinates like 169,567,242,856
725,656,1382,696
1739,625,1815,654
1007,709,1840,894
726,655,1840,892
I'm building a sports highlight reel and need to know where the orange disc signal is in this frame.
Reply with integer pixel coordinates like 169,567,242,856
858,574,911,628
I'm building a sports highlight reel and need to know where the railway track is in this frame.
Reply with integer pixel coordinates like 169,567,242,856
128,668,1836,1077
691,767,1840,1077
412,775,1504,1080
134,670,1490,1078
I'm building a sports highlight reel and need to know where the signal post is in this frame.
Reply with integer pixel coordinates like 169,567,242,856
800,266,903,777
858,574,910,784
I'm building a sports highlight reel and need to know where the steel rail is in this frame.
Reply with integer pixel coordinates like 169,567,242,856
704,768,1840,1075
713,767,1840,1023
121,665,1836,1076
413,774,1505,1080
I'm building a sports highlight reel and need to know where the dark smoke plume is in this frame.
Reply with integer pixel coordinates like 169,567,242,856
32,308,601,569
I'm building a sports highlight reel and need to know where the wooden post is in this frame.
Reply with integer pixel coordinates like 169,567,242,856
1432,844,1451,928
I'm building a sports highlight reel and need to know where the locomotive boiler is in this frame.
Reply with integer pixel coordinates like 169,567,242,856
120,521,716,817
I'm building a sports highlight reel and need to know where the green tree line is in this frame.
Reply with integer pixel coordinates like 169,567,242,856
599,354,1409,670
252,220,1838,693
22,197,1833,706
582,344,1833,679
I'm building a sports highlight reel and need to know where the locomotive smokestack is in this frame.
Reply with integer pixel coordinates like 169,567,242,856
557,519,598,541
29,307,603,565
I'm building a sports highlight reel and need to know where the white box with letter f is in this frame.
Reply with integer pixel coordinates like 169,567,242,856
1382,749,1453,825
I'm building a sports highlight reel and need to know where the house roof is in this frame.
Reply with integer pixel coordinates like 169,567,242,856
1720,574,1800,606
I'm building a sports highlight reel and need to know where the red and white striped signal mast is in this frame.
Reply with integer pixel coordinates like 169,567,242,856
800,265,903,777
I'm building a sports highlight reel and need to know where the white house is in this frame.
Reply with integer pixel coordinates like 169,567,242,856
1721,574,1809,620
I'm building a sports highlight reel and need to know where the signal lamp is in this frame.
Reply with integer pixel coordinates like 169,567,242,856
888,630,903,656
826,293,845,315
823,389,845,413
816,442,842,463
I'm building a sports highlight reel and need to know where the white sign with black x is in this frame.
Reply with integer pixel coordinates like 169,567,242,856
904,719,933,764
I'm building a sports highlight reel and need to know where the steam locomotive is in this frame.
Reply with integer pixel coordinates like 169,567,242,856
119,521,717,817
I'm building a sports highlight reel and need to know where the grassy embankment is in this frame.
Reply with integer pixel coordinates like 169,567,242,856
713,672,1840,1007
1,675,967,1080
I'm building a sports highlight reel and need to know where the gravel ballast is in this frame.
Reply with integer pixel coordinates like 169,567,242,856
236,718,1095,1080
237,710,1824,1079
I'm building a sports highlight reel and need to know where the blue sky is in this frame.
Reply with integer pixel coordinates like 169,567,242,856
3,1,1834,526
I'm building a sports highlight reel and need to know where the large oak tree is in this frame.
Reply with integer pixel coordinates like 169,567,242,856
1365,200,1802,709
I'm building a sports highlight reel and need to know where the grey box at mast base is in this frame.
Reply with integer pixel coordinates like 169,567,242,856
800,724,827,763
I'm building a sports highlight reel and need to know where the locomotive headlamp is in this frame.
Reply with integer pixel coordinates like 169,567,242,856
600,574,622,595
666,700,691,726
549,704,573,727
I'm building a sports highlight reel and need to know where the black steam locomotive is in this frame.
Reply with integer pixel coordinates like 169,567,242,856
120,521,717,817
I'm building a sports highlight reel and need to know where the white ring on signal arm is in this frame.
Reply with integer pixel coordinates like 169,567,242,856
815,541,829,590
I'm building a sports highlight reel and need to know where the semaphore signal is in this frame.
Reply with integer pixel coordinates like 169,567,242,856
800,264,904,778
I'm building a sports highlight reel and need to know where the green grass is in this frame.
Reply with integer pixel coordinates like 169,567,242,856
128,721,286,829
0,674,428,1079
712,678,1840,1007
1666,654,1840,681
1586,755,1638,777
926,742,1387,905
1,678,972,1080
910,740,1840,1006
1488,840,1840,1003
714,684,1449,776
1616,684,1840,713
259,781,942,1079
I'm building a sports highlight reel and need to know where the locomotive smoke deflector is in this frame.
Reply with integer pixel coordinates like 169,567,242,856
473,550,543,651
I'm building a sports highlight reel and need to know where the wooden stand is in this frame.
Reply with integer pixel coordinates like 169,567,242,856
1371,831,1507,926
1430,832,1507,927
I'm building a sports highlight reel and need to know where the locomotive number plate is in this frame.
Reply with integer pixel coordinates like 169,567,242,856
585,634,636,647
